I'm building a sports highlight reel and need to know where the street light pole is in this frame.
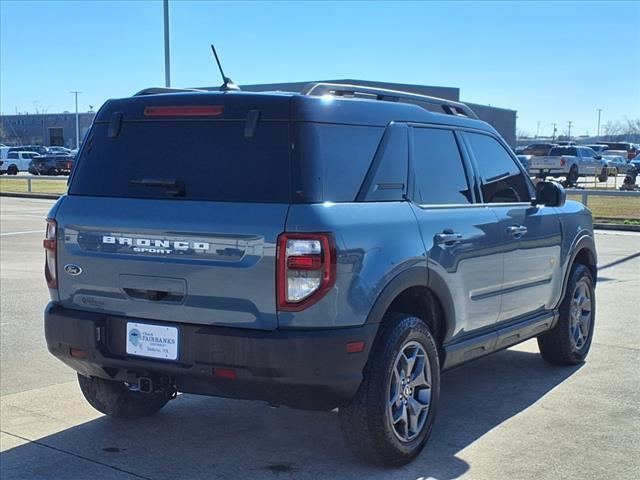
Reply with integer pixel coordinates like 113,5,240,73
70,91,82,148
163,0,171,87
596,109,602,140
567,120,573,140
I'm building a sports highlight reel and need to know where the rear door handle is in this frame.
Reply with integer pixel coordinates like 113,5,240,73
507,225,528,237
434,232,463,246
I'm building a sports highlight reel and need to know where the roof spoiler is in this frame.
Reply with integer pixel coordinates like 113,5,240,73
134,87,207,96
301,82,479,119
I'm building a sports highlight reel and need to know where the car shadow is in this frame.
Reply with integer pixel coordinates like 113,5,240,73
1,347,581,480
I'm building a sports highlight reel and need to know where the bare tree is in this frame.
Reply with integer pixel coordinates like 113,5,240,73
516,128,532,139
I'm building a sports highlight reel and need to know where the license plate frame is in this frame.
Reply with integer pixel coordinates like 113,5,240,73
126,322,179,361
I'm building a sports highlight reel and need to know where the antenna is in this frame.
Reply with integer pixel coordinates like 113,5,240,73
210,44,240,92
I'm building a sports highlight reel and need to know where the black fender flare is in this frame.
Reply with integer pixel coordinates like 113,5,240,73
556,233,597,309
364,267,429,326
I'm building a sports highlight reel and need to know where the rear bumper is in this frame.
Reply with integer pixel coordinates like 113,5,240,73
529,168,567,176
44,303,378,410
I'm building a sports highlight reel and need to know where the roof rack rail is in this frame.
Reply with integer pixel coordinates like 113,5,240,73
134,87,207,96
301,82,479,119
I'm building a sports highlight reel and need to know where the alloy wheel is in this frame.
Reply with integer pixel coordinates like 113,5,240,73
388,340,432,442
570,279,592,350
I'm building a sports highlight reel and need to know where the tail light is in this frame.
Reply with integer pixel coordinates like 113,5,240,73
277,233,335,311
43,219,57,288
560,157,566,167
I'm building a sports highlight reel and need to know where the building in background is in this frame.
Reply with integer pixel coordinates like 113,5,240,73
0,112,95,147
238,79,517,146
1,81,516,147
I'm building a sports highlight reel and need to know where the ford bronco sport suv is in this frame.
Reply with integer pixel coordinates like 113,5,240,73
44,83,597,466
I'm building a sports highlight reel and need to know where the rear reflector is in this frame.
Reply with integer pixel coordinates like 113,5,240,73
346,341,366,354
212,368,237,379
143,105,224,117
70,348,88,358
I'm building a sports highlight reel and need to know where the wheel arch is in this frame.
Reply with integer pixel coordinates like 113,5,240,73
557,234,597,309
365,267,450,358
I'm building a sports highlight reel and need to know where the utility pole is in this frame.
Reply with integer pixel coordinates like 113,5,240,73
567,120,573,140
163,0,171,87
596,109,602,140
70,91,82,148
551,123,557,141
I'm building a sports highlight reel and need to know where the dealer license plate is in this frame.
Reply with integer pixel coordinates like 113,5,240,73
126,322,179,361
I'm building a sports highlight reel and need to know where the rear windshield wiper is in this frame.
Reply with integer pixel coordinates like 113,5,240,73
130,178,185,197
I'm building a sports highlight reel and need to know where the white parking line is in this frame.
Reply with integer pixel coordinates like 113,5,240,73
0,230,43,236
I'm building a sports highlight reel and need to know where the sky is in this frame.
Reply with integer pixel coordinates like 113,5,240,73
1,0,639,136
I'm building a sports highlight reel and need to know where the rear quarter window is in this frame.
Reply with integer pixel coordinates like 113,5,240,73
294,123,384,202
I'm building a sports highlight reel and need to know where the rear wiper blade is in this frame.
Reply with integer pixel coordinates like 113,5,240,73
130,178,185,197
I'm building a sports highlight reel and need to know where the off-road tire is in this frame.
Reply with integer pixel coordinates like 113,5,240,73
339,314,440,466
77,373,170,419
537,264,595,365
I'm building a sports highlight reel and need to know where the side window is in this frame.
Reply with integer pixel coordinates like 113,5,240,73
8,152,18,159
465,132,532,203
581,148,592,158
412,128,471,205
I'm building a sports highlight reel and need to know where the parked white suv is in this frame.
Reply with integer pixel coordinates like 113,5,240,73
0,151,39,175
529,146,608,183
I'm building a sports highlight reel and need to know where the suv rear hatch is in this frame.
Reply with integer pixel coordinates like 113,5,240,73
56,92,292,330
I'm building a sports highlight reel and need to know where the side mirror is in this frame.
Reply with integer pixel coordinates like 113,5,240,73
533,181,566,207
595,154,602,160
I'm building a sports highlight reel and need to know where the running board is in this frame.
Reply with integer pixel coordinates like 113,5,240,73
442,311,557,370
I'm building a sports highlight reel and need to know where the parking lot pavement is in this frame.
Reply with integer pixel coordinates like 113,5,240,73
1,197,639,480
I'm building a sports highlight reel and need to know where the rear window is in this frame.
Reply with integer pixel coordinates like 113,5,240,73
69,120,291,202
549,147,577,156
605,143,630,151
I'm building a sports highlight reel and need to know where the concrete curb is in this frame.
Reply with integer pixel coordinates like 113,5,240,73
594,223,640,232
2,192,639,232
0,192,61,200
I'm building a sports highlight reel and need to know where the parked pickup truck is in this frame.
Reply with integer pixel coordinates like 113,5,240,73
28,154,75,176
529,146,609,183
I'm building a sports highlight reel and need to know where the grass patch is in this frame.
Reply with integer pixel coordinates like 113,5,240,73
0,177,68,195
567,194,640,221
2,177,637,223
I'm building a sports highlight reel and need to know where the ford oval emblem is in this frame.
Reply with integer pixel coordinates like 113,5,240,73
64,264,82,276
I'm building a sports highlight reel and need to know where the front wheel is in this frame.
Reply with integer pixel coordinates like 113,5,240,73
339,314,440,466
77,374,170,418
7,165,18,175
537,264,595,365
